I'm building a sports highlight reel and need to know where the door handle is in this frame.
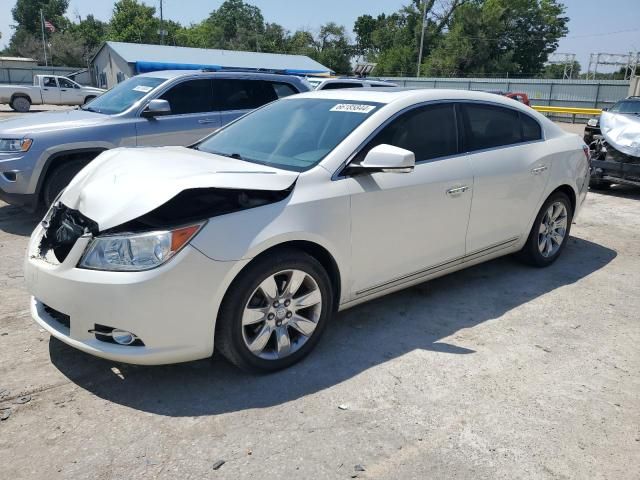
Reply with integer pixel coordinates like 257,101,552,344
60,89,67,91
446,185,470,197
531,165,548,175
198,119,218,125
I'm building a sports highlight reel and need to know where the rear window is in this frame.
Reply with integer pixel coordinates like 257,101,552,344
462,103,541,151
321,82,363,90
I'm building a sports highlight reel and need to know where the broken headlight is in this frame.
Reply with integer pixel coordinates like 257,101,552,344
587,118,599,127
78,223,203,271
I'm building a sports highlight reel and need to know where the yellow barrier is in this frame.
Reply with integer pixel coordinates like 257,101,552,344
531,105,602,115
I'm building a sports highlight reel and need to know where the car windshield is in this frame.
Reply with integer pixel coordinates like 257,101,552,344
81,76,165,114
610,100,640,114
198,98,382,171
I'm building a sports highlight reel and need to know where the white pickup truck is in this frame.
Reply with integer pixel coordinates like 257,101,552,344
0,75,105,112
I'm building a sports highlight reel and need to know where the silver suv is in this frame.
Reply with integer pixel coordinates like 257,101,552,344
0,70,309,211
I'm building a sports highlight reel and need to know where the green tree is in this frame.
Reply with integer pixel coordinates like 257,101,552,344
108,0,160,44
423,0,568,77
12,0,69,34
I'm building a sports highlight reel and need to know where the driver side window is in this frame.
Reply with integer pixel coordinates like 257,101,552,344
357,103,458,163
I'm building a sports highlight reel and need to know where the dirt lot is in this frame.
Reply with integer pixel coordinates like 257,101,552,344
1,120,639,479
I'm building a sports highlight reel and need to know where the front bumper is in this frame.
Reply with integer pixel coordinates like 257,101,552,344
25,224,244,365
591,158,640,186
0,188,38,210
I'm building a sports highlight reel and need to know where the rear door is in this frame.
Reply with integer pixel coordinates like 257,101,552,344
135,78,220,146
460,102,549,253
40,76,61,104
214,79,279,127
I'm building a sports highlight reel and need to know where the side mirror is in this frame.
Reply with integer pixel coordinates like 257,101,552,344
356,144,415,173
142,99,171,118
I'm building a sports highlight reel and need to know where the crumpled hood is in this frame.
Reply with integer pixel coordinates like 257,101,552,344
60,146,299,230
0,109,108,135
600,111,640,158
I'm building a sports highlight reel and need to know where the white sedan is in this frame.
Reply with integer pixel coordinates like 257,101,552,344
25,89,590,372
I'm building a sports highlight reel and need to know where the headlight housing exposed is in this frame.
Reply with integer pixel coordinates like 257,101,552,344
0,138,32,153
79,223,203,271
587,118,599,127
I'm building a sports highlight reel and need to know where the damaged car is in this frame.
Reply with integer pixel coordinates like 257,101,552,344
588,96,640,189
25,89,589,372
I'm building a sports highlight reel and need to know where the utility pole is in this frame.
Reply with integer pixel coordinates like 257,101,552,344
39,9,48,67
416,0,427,77
159,0,166,45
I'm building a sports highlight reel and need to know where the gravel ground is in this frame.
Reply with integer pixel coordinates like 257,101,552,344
0,122,639,479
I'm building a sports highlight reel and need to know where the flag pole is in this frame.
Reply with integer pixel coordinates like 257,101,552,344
40,9,48,67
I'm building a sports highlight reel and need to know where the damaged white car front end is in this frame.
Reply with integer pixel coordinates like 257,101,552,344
24,146,299,364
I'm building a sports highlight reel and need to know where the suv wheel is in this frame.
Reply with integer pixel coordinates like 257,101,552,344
216,248,333,372
518,191,573,267
42,159,89,208
10,96,31,112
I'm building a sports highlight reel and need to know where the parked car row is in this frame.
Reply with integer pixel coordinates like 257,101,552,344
0,71,310,211
18,79,589,371
0,75,105,112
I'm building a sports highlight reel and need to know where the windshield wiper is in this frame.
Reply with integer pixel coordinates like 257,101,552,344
81,105,102,113
210,151,246,161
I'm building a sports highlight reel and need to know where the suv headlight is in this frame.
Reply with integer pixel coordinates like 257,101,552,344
587,118,598,127
0,138,32,153
79,223,203,271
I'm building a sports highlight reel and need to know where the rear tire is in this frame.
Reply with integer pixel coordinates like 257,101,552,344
517,191,573,267
42,159,90,208
216,248,334,373
589,178,611,190
10,96,31,112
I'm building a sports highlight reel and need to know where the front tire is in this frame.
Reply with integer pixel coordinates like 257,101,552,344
518,192,573,267
42,159,89,208
216,248,334,372
10,96,31,112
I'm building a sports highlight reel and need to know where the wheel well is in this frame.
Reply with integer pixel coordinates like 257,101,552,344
244,241,342,309
550,184,576,213
10,93,31,103
37,149,106,201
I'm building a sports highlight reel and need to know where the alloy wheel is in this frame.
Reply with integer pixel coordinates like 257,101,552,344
538,201,568,258
241,269,322,360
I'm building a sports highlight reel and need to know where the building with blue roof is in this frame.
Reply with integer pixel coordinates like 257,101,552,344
90,41,333,89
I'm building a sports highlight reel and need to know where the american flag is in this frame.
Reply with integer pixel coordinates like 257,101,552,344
44,20,56,33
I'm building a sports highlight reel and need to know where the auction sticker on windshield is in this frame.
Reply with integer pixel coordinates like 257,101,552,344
133,85,153,93
330,104,377,113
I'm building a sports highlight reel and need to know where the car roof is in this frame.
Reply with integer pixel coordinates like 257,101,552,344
290,87,534,109
137,70,304,82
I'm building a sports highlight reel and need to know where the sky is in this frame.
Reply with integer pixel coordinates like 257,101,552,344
1,0,639,73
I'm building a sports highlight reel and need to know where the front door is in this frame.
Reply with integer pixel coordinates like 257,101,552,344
346,103,473,295
459,102,550,253
135,79,221,147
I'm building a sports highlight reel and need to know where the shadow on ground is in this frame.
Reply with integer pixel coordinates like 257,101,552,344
591,184,640,200
49,236,616,417
0,204,40,236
